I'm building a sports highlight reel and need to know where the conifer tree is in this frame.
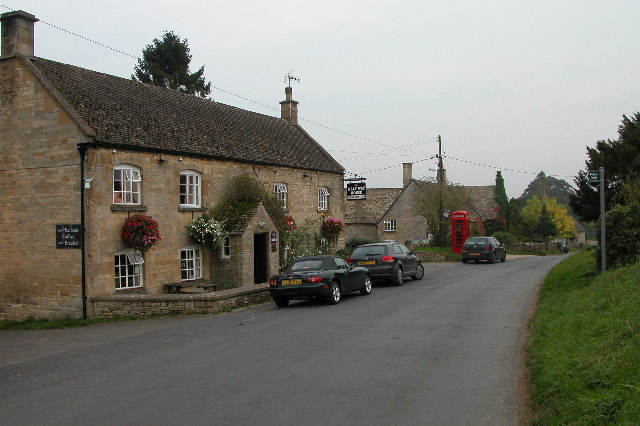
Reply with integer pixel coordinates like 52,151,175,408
132,31,211,98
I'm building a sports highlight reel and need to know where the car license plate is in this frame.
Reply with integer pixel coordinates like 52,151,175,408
281,279,302,285
470,253,480,256
359,260,375,265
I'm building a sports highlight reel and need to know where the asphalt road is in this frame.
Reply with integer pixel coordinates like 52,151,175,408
0,255,568,425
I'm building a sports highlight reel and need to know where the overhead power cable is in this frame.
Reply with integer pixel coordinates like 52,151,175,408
351,156,437,175
0,3,576,181
443,155,575,179
0,3,438,153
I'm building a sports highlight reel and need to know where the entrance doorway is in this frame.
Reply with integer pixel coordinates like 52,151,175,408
254,233,268,284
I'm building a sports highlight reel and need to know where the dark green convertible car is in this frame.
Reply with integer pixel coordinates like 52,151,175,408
268,255,372,307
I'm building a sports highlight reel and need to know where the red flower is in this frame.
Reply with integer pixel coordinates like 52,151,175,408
121,214,161,252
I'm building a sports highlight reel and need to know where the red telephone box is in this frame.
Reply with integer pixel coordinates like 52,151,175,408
451,211,469,254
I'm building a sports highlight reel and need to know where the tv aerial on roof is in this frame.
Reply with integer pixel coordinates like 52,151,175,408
284,70,300,86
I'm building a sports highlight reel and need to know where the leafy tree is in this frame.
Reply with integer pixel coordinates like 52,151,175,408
599,177,640,269
520,196,573,240
506,198,523,235
532,204,558,242
414,179,466,246
604,201,640,269
493,171,522,233
132,31,211,98
519,171,575,208
570,112,640,222
545,198,575,239
494,171,509,231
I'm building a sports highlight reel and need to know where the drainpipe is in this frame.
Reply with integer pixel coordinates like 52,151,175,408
78,145,88,319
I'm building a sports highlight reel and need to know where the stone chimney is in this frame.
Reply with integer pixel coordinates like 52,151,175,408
1,10,38,57
402,163,413,187
280,86,299,125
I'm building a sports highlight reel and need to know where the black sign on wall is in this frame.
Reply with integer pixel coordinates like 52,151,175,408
346,183,366,200
56,224,82,249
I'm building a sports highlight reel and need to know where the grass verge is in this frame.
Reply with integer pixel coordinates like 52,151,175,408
528,249,640,424
0,316,142,330
414,246,461,261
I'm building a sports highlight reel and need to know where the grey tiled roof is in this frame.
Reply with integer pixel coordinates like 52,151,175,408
344,188,403,223
344,182,498,223
27,57,344,174
459,185,498,220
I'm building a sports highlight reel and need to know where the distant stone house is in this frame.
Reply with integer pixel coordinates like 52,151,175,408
345,163,498,243
0,11,345,320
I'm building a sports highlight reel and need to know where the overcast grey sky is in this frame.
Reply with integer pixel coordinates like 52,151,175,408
4,1,639,198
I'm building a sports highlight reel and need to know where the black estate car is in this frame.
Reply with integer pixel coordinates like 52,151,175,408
269,255,372,307
347,242,424,285
461,236,506,264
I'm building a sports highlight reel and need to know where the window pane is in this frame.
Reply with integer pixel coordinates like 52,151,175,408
113,167,141,205
180,172,201,207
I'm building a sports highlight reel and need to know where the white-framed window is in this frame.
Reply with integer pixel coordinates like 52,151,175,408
274,183,288,209
180,247,202,281
180,170,201,208
113,164,141,205
318,187,329,211
115,250,144,289
384,219,397,232
221,237,231,259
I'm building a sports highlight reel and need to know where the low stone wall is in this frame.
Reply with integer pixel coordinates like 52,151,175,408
416,252,446,262
91,285,272,318
506,242,547,253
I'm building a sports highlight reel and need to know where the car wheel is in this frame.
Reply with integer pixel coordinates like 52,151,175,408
411,263,424,280
360,275,372,295
326,282,341,305
462,258,468,264
488,252,495,264
273,297,289,308
500,254,506,262
393,266,404,286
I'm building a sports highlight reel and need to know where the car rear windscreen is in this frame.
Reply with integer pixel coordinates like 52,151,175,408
289,260,324,271
351,245,386,257
465,237,489,245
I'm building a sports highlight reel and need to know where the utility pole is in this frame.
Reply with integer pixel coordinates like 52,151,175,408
437,135,445,246
599,167,606,272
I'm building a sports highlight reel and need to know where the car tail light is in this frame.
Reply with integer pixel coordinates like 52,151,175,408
306,276,323,283
346,258,353,264
269,279,277,287
382,255,395,263
485,245,492,250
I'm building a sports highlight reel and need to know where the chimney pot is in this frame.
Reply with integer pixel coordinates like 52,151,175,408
1,10,38,57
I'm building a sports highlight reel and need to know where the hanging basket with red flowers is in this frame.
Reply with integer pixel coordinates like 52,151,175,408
285,215,296,231
121,214,161,252
321,217,345,240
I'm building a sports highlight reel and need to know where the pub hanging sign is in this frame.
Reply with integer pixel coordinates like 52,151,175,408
346,183,366,200
56,224,82,249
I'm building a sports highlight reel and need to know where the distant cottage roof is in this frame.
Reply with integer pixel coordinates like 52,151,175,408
459,185,498,220
22,56,344,174
344,187,403,224
344,181,498,224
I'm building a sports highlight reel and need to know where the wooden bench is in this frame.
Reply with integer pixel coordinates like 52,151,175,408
164,282,220,294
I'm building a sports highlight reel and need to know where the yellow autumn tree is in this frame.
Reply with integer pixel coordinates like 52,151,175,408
546,198,575,238
521,196,575,239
